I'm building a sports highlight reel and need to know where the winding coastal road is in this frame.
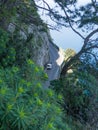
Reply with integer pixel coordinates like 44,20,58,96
44,43,64,88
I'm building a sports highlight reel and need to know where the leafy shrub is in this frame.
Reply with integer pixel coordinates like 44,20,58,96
0,59,67,130
0,28,16,67
51,70,98,122
0,29,9,55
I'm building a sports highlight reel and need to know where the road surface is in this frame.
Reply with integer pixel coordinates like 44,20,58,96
44,43,64,88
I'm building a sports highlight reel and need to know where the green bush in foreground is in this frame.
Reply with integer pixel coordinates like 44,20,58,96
0,60,67,130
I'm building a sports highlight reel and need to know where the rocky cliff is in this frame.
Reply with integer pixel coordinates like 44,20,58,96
8,23,50,67
0,0,51,67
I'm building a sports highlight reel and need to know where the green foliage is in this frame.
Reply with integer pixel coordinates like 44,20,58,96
51,70,98,121
0,29,9,54
52,0,98,30
64,49,76,62
0,58,67,130
0,29,16,67
78,3,98,28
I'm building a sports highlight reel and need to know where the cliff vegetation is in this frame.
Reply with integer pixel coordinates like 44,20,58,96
0,0,98,130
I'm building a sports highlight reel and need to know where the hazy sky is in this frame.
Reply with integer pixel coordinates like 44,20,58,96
38,0,95,52
50,28,83,52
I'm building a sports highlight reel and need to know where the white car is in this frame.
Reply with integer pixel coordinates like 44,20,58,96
46,63,52,70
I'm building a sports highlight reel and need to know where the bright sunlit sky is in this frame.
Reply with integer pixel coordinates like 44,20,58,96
37,0,94,52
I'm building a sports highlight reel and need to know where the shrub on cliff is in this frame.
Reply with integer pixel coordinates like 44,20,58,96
0,59,68,130
51,69,98,122
0,29,67,130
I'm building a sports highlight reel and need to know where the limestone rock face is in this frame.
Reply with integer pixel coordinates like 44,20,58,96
33,32,49,66
8,22,50,67
27,24,50,66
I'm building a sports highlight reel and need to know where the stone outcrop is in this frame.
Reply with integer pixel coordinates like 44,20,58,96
1,0,52,67
27,24,50,66
8,20,50,67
